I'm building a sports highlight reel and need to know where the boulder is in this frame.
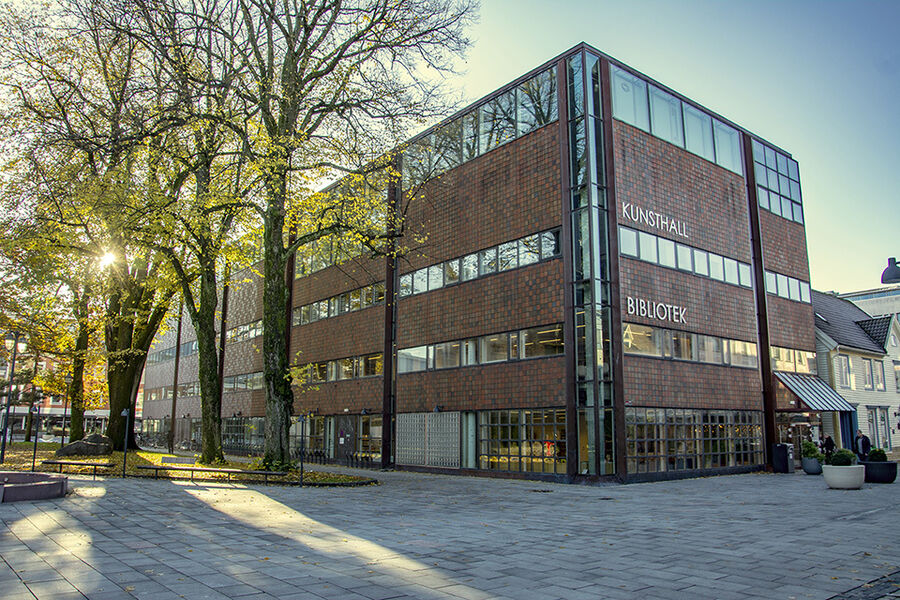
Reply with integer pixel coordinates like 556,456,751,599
55,433,113,457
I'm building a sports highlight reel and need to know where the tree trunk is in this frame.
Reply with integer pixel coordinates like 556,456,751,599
192,260,225,464
69,286,90,442
23,354,40,442
105,358,143,450
262,166,294,468
24,411,33,443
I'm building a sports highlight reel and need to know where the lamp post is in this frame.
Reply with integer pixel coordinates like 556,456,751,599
1,332,26,463
881,257,900,285
62,374,72,448
30,391,41,471
121,408,130,478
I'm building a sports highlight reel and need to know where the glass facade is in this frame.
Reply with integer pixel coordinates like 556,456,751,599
752,139,803,224
626,408,764,474
478,408,567,474
622,323,759,369
568,52,616,476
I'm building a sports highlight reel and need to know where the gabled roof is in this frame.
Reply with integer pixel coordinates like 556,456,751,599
811,290,885,354
856,316,892,350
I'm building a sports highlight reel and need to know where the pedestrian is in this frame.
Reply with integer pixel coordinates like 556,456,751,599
821,434,835,461
854,429,871,462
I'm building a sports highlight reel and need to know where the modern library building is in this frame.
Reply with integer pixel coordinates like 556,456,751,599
142,42,821,482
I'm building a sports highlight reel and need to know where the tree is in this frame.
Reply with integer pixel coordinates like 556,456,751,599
218,0,476,468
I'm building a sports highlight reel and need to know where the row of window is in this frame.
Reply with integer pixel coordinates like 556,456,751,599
402,66,558,190
145,371,265,402
147,340,199,365
399,229,561,298
611,65,743,175
478,408,567,474
227,320,262,343
296,352,384,384
398,324,565,374
623,322,759,369
293,282,386,327
295,234,376,279
764,270,811,304
771,346,817,375
626,408,764,474
619,225,753,289
838,354,888,392
752,139,803,225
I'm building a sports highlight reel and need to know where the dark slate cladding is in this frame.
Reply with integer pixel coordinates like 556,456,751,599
856,316,892,350
811,290,885,353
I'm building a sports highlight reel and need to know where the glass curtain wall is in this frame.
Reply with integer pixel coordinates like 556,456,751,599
567,51,615,476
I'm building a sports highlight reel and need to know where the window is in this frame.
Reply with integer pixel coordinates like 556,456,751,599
669,330,693,361
894,361,900,392
619,227,638,257
413,269,428,294
676,243,692,272
398,346,429,373
638,231,657,263
498,242,518,271
399,274,412,297
540,230,560,259
479,248,497,276
427,265,443,291
683,103,714,161
863,358,874,390
708,254,725,281
480,89,517,152
838,355,851,388
738,263,752,288
461,254,478,281
753,139,802,223
461,339,479,366
478,408,567,474
517,67,558,135
658,238,676,268
649,86,684,147
693,249,708,276
433,341,461,369
362,353,383,377
622,323,663,357
723,258,739,285
444,259,460,285
611,66,649,131
696,335,725,364
518,235,540,266
729,340,758,368
480,333,508,363
520,325,564,358
874,361,885,391
713,121,742,174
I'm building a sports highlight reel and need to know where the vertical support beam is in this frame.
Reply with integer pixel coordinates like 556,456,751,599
557,60,578,480
382,157,401,469
741,133,776,467
599,57,628,481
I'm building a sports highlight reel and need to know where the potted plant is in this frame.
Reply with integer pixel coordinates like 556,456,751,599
800,440,823,475
822,449,865,489
860,448,897,484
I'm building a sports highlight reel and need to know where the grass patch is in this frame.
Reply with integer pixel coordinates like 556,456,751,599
0,445,373,485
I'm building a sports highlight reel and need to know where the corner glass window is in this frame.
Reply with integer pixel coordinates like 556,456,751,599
649,85,684,147
611,66,649,132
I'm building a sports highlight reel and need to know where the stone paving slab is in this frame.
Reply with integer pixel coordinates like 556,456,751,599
0,469,898,599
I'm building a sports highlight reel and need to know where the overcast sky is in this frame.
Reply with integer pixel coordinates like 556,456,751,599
437,0,899,294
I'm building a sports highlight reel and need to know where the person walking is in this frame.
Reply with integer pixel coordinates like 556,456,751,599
821,434,835,461
854,429,871,462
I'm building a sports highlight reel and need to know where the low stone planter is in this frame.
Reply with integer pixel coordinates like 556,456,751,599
822,465,865,490
801,457,822,475
860,461,898,484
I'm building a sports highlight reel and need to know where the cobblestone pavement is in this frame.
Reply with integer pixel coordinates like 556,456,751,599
1,468,898,600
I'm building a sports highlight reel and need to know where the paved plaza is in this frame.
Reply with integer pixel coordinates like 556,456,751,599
1,468,899,600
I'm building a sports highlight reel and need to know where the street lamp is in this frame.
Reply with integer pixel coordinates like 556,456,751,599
881,257,900,285
62,373,73,448
0,331,26,463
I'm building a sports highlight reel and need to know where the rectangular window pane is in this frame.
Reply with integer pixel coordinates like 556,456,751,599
413,269,428,294
398,346,429,373
658,238,676,268
620,227,638,257
638,231,657,263
444,259,460,285
498,242,518,271
781,195,793,219
480,333,508,363
428,265,443,290
461,339,478,365
461,253,478,281
709,254,725,281
799,281,811,303
480,89,517,152
479,248,497,276
792,202,804,224
738,263,752,288
670,331,693,360
765,271,777,294
611,66,649,131
723,257,739,285
683,103,714,161
757,186,770,210
518,235,540,266
433,341,461,369
521,325,564,358
399,274,412,298
623,323,662,357
776,273,789,298
541,230,561,258
788,277,801,301
676,243,692,271
693,249,708,276
362,353,383,377
517,67,558,134
696,335,725,364
649,85,684,147
713,120,742,174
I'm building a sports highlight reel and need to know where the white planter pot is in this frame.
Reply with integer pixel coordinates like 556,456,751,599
822,465,865,490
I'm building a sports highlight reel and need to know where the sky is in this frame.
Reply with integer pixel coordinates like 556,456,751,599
435,0,900,294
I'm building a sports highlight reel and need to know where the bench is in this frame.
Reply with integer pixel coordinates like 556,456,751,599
42,460,116,480
136,465,288,485
161,456,195,465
